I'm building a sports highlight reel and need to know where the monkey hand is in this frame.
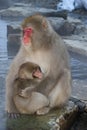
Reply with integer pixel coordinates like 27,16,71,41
7,112,21,119
19,89,28,98
19,87,34,98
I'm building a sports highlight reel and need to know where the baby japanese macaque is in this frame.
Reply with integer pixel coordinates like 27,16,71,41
13,62,49,114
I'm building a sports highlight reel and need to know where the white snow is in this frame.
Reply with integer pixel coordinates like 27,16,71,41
57,0,87,11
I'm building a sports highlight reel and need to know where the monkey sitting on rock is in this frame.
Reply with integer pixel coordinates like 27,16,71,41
13,62,49,114
6,14,71,116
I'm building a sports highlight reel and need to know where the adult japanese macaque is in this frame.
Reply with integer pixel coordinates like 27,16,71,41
13,62,49,114
6,14,71,116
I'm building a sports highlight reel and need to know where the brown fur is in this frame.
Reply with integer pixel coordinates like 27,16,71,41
6,14,71,115
13,62,49,114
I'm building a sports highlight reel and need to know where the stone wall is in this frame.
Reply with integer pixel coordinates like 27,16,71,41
13,0,60,9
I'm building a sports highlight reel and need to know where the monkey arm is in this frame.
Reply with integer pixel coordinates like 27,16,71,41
6,56,23,113
48,69,72,108
6,65,19,113
35,76,57,96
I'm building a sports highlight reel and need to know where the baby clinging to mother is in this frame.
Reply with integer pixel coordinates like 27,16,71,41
6,14,71,117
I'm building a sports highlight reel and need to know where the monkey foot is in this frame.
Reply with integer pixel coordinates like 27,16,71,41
36,107,50,115
7,112,21,119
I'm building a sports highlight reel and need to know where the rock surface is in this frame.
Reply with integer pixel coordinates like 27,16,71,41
7,100,79,130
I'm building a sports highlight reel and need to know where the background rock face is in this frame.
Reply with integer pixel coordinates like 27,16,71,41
0,0,11,9
4,0,60,9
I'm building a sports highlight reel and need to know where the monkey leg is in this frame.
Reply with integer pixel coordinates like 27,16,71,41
36,107,50,115
48,69,71,108
6,82,19,114
6,89,21,119
14,92,49,114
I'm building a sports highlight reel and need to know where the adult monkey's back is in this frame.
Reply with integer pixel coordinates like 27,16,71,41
6,14,72,115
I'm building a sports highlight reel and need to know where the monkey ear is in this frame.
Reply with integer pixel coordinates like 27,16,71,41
42,19,48,30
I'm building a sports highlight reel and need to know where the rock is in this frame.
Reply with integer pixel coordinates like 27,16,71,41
0,4,67,19
0,5,55,18
7,25,21,36
7,25,21,37
7,34,21,56
57,21,76,36
48,17,65,34
41,10,67,19
64,39,87,56
0,0,11,9
7,99,79,130
7,25,21,56
67,16,87,35
67,16,81,24
74,24,87,35
8,34,21,44
12,0,60,9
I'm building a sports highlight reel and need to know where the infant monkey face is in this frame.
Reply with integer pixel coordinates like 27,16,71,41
32,67,43,79
18,62,43,80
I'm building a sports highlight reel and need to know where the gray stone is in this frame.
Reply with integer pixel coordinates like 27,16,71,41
12,0,60,9
57,21,76,36
64,39,87,56
0,0,11,9
7,25,21,37
7,34,21,56
0,4,67,19
7,25,21,56
67,16,87,35
7,100,79,130
0,5,56,18
74,24,87,35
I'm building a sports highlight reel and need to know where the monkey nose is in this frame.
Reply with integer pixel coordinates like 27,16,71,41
24,27,33,36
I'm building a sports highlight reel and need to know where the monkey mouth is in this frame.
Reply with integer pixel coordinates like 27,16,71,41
23,35,30,45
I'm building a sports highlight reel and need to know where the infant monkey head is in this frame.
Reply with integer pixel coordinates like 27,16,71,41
18,62,43,80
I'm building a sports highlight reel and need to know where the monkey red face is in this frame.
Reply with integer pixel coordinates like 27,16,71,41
32,68,43,79
23,27,33,45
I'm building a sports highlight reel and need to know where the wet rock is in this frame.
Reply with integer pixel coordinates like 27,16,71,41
64,39,87,56
12,0,60,9
74,24,87,34
7,25,21,37
8,34,21,44
41,10,67,19
57,21,76,36
0,0,11,10
0,3,67,19
7,34,21,56
7,100,79,130
0,5,55,18
67,16,87,35
71,112,87,130
7,25,21,56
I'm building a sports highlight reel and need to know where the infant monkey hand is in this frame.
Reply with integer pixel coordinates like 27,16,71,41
19,87,35,98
